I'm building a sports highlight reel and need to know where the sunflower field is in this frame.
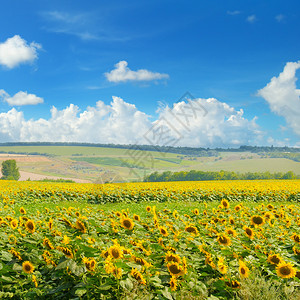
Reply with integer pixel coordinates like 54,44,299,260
1,180,300,299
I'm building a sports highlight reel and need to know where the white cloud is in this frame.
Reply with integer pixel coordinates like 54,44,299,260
0,35,41,69
0,96,262,147
246,15,257,23
0,90,44,106
275,14,285,22
105,61,169,83
227,10,241,16
258,61,300,136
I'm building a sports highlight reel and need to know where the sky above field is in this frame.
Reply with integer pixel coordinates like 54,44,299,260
0,0,300,148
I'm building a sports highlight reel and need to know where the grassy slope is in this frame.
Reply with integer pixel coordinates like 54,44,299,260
0,146,299,181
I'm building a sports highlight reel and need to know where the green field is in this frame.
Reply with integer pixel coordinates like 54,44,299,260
0,145,299,182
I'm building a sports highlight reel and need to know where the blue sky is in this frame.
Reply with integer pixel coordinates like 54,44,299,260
0,0,299,147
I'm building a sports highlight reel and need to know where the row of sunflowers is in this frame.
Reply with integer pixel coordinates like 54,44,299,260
0,180,300,298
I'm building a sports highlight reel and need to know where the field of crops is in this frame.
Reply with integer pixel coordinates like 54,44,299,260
1,180,300,299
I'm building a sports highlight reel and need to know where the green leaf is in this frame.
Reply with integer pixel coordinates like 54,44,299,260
75,289,87,297
1,251,13,261
161,287,173,300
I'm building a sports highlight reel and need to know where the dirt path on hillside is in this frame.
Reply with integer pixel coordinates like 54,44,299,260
18,171,92,183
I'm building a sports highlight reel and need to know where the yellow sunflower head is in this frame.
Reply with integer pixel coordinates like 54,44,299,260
169,276,178,291
22,261,34,274
221,199,230,209
109,244,123,259
250,215,265,226
75,219,86,233
10,219,18,230
193,208,199,215
25,220,35,233
244,226,254,239
268,254,282,265
165,252,181,264
225,228,237,237
20,207,26,214
159,226,169,237
276,262,296,279
167,262,186,277
291,234,300,244
131,268,146,285
133,214,140,221
185,225,198,235
217,234,231,246
239,260,250,278
121,217,134,230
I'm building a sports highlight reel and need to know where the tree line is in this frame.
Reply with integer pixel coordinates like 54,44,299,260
144,170,299,182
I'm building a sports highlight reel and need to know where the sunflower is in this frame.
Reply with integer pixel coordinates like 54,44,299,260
20,207,26,214
109,244,123,259
120,217,134,230
133,256,151,268
10,219,18,230
221,199,229,209
115,211,122,217
293,246,300,256
83,257,97,271
131,268,146,285
217,234,231,246
8,234,17,245
226,280,241,289
239,260,250,278
268,254,282,265
291,234,300,244
234,204,242,212
25,220,35,233
159,226,169,237
43,238,54,249
59,247,73,259
75,219,86,233
9,248,22,260
193,208,199,215
22,261,34,274
250,215,265,226
173,210,179,219
276,262,296,279
218,262,228,274
170,276,178,291
112,266,122,279
167,262,186,277
48,219,53,230
225,228,237,237
229,217,235,225
165,252,181,264
146,206,151,212
133,214,140,221
244,226,254,239
267,204,274,210
185,225,198,235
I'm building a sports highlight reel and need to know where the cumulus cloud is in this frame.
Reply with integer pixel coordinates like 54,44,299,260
105,61,169,83
0,96,261,147
0,35,41,69
258,61,300,136
246,15,257,23
0,90,44,106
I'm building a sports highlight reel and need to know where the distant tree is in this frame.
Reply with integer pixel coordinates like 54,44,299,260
1,159,20,180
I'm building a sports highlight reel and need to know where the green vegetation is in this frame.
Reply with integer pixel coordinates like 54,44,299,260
144,170,299,182
1,159,20,180
266,152,300,162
